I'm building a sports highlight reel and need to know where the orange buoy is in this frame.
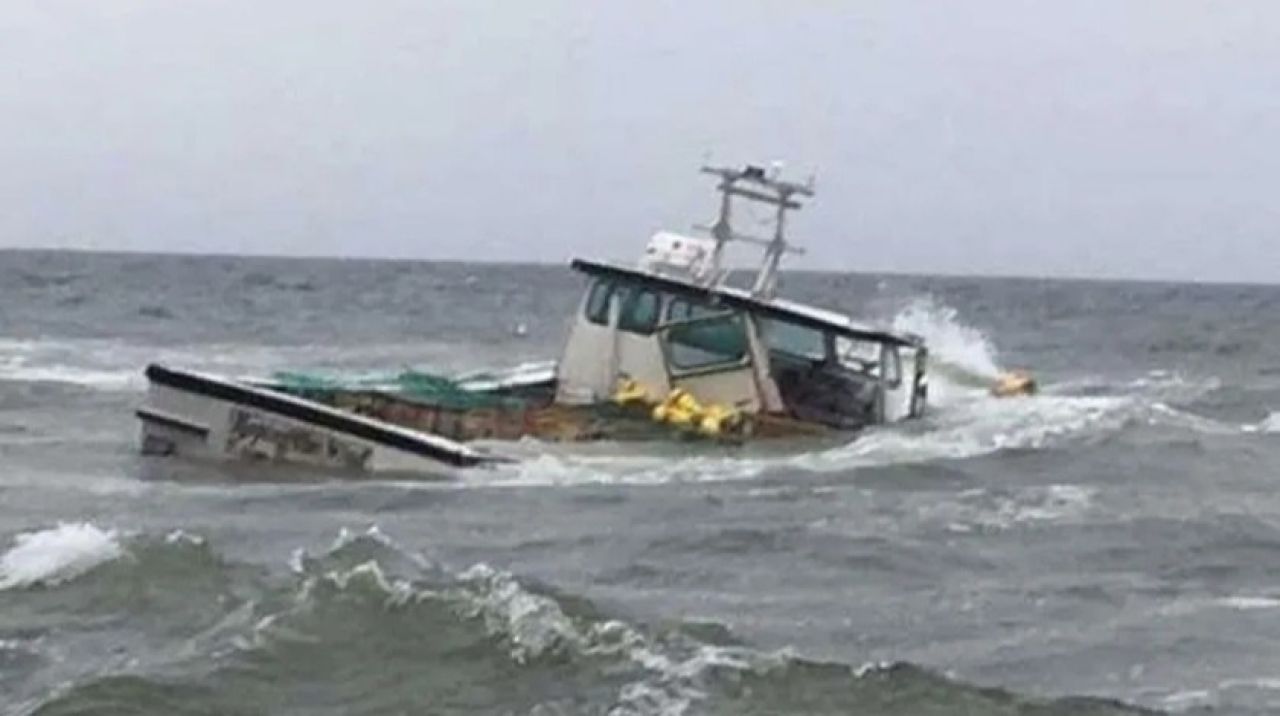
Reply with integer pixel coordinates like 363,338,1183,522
991,371,1037,397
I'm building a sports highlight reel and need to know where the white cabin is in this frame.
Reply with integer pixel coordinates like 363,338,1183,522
554,242,928,430
552,163,928,431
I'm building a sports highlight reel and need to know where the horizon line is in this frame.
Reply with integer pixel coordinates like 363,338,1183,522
1,245,1275,290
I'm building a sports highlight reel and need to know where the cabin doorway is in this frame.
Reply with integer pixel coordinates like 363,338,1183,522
658,312,760,412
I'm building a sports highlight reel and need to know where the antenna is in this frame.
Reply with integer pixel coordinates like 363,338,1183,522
694,163,814,298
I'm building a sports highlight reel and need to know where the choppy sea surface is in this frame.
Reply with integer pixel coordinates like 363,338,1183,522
3,249,1280,715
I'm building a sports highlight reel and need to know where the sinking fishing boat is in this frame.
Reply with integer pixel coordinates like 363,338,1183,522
138,164,931,477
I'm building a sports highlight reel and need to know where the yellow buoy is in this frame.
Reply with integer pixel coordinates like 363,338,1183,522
613,378,653,406
697,404,739,438
646,387,741,438
665,392,697,427
991,371,1037,397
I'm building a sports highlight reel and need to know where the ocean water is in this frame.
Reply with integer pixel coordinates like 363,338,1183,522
3,249,1280,715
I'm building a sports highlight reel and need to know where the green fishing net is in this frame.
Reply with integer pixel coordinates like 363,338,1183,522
271,370,520,409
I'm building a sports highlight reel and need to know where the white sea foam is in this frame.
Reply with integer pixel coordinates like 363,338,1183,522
0,348,139,390
487,451,767,488
1162,689,1213,709
1162,676,1280,712
0,522,124,590
329,524,395,553
794,392,1132,474
891,296,1003,384
459,563,585,664
0,338,145,390
1261,412,1280,433
0,364,139,389
1217,676,1280,691
321,560,401,598
284,524,430,581
1242,411,1280,434
923,484,1098,533
0,336,478,393
163,529,206,546
1215,595,1280,610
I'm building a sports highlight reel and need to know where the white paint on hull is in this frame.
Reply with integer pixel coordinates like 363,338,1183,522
138,365,502,479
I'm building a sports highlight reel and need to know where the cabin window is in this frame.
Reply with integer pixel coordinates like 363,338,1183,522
617,287,661,334
836,337,901,386
882,346,902,387
585,280,614,326
665,313,750,372
666,297,726,323
759,318,827,362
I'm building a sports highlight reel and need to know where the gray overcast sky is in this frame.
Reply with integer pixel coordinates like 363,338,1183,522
2,2,1278,282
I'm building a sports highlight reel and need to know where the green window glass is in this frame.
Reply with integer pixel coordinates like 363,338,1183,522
585,280,614,326
759,318,827,361
666,297,726,323
618,288,661,334
666,314,749,371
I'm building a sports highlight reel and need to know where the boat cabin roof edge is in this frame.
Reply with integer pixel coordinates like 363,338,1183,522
569,258,922,350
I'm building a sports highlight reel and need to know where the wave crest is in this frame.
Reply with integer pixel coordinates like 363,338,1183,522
891,296,1003,385
0,522,123,590
19,525,1156,716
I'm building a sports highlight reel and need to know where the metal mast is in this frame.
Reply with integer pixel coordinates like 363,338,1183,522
696,163,814,298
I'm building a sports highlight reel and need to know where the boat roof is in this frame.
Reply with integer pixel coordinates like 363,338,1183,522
570,258,922,349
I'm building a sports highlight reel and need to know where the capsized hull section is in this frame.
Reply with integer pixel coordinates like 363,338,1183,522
138,364,507,478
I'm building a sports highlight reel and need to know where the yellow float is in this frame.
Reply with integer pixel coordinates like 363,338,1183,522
613,380,743,439
991,370,1037,397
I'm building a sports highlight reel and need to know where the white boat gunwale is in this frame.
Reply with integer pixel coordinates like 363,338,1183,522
135,406,211,438
143,363,505,468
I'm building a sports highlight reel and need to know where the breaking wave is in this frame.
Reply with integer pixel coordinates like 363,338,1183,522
13,524,1152,716
0,337,481,393
1243,411,1280,434
891,295,1004,385
0,339,141,391
0,522,123,590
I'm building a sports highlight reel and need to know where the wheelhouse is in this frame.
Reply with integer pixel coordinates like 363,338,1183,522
555,259,928,430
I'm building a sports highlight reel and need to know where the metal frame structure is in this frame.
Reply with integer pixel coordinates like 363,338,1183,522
696,163,815,298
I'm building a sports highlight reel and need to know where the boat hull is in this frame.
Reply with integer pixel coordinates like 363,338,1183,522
138,364,506,478
137,364,837,479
